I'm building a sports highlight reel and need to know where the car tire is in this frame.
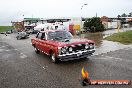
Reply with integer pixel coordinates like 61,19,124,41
50,53,58,63
82,56,89,61
85,56,89,59
34,46,40,54
17,36,20,40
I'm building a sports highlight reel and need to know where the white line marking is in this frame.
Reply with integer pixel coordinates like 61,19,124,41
5,50,10,51
20,53,27,58
105,56,123,61
20,54,27,58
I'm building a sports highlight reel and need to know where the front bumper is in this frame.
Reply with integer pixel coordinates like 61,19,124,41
58,49,95,61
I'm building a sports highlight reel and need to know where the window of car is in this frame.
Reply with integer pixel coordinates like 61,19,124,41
41,33,45,39
36,32,45,40
36,32,39,38
48,31,72,40
37,33,42,39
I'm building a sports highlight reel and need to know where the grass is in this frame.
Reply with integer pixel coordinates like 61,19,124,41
0,26,14,32
104,30,132,44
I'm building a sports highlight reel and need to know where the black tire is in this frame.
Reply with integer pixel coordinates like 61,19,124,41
84,56,89,60
84,54,93,60
16,36,19,40
17,36,21,40
50,53,58,63
34,46,40,54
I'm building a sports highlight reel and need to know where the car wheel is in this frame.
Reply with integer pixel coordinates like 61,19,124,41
84,56,90,61
17,36,20,40
50,53,58,63
27,36,29,38
34,46,40,54
85,56,89,59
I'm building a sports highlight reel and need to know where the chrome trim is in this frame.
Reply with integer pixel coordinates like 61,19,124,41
58,49,95,57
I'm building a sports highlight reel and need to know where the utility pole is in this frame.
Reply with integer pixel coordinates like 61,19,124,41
96,12,97,17
80,3,88,32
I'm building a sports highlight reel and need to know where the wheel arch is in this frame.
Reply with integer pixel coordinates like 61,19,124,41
32,44,35,47
49,49,57,56
49,49,53,55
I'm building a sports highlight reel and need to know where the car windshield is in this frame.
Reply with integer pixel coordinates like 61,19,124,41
18,32,26,35
48,31,72,40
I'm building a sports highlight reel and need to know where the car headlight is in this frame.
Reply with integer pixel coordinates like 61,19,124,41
69,47,72,52
61,47,67,53
89,44,94,49
85,44,89,49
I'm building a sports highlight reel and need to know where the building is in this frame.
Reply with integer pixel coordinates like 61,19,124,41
12,17,83,33
101,16,121,29
101,16,109,29
11,21,24,31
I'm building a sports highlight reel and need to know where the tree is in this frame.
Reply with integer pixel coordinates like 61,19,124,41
121,13,127,17
117,15,121,18
128,12,132,17
83,17,105,32
120,18,126,24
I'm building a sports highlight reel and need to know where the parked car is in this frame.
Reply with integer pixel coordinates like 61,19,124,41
0,32,5,34
25,29,33,34
6,29,13,34
25,29,39,34
16,32,29,40
32,30,39,34
31,30,95,63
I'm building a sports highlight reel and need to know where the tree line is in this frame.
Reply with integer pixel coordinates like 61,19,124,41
117,12,132,17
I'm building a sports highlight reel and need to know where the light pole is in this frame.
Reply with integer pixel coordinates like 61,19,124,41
80,3,88,32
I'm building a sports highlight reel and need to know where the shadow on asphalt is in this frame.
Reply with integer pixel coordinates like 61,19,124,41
58,58,89,64
35,51,92,65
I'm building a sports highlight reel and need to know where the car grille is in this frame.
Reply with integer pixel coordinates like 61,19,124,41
60,43,94,55
70,43,94,52
72,44,85,52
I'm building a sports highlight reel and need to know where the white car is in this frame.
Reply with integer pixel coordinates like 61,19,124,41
16,32,29,40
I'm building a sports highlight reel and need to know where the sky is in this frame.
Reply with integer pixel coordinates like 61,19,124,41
0,0,132,26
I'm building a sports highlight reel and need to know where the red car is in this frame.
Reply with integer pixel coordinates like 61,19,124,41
31,30,95,63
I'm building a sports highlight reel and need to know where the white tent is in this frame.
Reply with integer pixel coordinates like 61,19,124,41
34,23,68,31
34,23,52,31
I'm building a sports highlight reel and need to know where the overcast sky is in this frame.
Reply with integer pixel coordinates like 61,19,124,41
0,0,132,26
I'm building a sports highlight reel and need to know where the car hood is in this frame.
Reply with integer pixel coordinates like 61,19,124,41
52,38,95,47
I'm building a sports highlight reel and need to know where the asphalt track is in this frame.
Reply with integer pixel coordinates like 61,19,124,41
0,33,132,88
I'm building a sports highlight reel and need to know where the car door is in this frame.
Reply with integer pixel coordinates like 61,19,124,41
40,32,50,54
36,32,43,51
